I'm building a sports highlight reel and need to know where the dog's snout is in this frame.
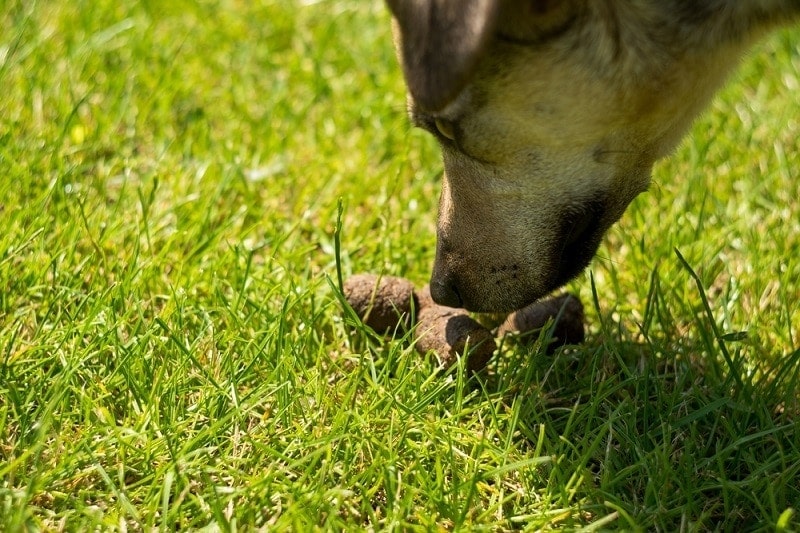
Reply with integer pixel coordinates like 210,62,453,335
429,270,464,308
431,230,467,308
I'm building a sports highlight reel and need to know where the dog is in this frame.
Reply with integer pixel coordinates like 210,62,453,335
386,0,799,313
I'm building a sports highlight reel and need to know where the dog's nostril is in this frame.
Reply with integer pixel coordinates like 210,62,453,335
430,278,464,308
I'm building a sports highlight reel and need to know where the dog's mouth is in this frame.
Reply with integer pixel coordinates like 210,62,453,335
552,200,608,286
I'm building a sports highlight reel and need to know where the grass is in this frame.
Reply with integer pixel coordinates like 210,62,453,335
1,0,798,530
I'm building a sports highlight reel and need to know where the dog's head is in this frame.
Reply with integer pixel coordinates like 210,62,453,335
388,0,748,312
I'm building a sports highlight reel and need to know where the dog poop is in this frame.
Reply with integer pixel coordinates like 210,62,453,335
343,273,585,372
343,273,417,334
496,293,585,352
413,286,496,372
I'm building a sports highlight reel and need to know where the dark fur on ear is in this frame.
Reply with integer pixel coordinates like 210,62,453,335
387,0,500,112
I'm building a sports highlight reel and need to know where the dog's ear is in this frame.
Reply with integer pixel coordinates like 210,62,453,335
387,0,499,112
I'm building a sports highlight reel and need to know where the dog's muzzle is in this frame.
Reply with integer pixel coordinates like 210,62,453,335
429,199,609,312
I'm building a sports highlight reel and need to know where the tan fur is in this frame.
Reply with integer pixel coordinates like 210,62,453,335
387,0,799,312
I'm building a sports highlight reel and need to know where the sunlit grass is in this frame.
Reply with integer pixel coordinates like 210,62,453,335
1,1,798,530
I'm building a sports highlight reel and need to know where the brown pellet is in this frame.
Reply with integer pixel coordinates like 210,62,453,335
413,286,495,372
343,274,417,334
497,293,585,352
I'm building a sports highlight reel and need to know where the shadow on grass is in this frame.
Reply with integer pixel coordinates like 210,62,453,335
329,259,799,529
483,311,800,529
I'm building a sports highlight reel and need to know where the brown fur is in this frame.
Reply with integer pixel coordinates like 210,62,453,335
387,0,800,312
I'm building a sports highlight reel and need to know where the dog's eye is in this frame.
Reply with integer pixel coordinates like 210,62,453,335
434,118,456,141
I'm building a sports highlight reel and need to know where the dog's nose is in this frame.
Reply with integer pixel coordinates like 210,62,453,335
429,274,464,308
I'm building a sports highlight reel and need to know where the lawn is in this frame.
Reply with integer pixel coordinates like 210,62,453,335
1,0,798,530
